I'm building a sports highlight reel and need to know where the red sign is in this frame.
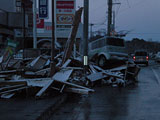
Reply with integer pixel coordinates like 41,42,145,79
37,14,44,28
56,1,74,9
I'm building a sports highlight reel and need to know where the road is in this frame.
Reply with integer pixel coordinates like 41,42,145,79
50,60,160,120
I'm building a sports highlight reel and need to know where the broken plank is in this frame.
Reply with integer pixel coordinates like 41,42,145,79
65,87,89,95
0,86,28,95
0,93,15,99
61,59,71,68
63,67,83,70
35,79,54,98
102,72,123,79
110,65,127,72
27,79,52,87
0,84,26,91
87,72,106,82
52,69,73,82
89,65,98,73
0,80,27,86
0,70,17,74
93,65,123,79
54,80,95,92
35,68,50,76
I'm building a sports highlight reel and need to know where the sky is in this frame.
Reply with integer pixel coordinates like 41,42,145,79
76,0,160,41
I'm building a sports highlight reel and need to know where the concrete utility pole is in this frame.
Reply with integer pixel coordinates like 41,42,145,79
33,0,37,48
50,0,56,76
83,0,89,66
90,23,94,38
113,11,115,32
22,2,26,59
107,0,112,36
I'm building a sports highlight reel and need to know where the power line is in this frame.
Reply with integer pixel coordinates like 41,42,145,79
128,33,160,35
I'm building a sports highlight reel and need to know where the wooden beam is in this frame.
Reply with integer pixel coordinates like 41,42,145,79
65,87,89,95
0,86,28,95
35,79,54,98
54,80,95,92
0,84,26,91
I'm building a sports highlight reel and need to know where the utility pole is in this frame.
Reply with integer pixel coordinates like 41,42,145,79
83,0,89,67
33,0,37,48
50,0,56,76
113,11,115,32
22,1,26,59
107,0,112,36
90,23,94,38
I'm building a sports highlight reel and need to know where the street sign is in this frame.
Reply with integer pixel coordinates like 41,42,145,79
39,0,48,18
37,14,44,28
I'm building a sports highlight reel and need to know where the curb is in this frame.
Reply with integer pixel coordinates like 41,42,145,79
36,94,67,120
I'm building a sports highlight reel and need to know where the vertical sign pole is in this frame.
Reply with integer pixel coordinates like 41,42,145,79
22,2,26,60
33,0,37,48
50,0,56,76
107,0,112,36
83,0,89,67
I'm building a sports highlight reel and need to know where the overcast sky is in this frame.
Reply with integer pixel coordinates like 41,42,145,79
76,0,160,41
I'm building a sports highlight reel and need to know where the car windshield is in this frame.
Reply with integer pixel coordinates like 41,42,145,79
106,38,124,47
135,52,147,56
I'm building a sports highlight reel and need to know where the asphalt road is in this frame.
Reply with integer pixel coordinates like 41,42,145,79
50,60,160,120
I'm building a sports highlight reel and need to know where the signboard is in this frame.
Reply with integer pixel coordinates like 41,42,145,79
39,0,48,18
57,14,74,24
37,14,44,28
56,0,75,30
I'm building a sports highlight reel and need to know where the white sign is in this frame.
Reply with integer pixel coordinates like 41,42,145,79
56,0,75,30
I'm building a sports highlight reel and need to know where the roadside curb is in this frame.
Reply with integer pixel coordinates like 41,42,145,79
36,94,67,120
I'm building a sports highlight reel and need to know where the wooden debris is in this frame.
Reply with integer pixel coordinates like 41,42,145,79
0,86,28,95
0,84,26,91
61,59,71,68
35,80,54,98
93,65,123,79
53,69,73,82
1,93,15,99
65,88,90,95
87,72,106,82
26,78,52,87
61,7,83,65
35,68,50,76
89,65,97,73
28,56,47,70
54,80,95,92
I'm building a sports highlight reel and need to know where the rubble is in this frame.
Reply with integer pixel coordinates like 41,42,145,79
0,52,140,99
0,7,140,99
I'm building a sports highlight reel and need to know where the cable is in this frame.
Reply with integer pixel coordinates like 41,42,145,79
129,32,160,34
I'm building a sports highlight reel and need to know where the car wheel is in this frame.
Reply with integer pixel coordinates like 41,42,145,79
98,55,106,67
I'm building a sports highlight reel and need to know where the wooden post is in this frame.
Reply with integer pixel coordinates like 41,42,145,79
61,7,83,66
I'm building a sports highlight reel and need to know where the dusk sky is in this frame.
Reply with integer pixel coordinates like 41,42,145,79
76,0,160,41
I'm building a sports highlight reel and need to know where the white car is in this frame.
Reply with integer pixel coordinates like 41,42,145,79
155,52,160,62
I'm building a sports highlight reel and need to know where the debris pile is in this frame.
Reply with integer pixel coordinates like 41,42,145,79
0,51,140,99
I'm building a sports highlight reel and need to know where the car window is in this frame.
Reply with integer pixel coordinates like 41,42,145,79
135,52,147,56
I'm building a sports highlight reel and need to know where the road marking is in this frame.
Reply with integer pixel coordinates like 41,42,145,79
151,67,160,84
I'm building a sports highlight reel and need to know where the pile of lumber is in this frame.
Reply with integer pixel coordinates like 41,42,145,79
0,56,140,99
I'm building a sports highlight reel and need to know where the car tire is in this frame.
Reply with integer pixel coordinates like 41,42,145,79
98,55,106,67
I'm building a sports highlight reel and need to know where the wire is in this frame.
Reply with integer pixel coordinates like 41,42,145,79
128,33,160,35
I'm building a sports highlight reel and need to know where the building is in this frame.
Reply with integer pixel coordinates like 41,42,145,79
36,0,83,50
0,0,32,54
